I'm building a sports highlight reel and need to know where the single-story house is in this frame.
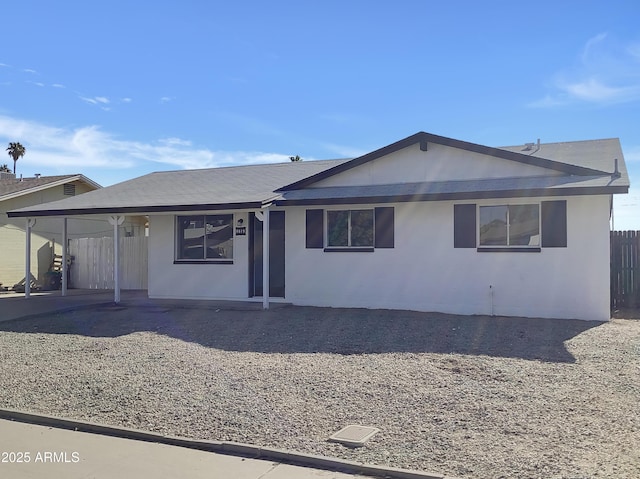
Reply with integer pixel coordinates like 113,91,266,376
8,132,629,320
0,173,145,290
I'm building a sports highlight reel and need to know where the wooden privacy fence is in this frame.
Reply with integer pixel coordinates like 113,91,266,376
611,231,640,309
69,236,148,290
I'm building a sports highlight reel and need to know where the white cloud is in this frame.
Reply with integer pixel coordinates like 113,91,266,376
159,137,192,147
530,33,640,107
26,81,45,87
121,97,132,103
560,78,640,103
80,96,110,105
160,96,174,103
52,83,65,88
23,68,38,74
0,115,291,173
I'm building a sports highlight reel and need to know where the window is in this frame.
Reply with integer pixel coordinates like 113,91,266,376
176,215,233,261
327,209,374,247
306,207,394,250
454,201,566,251
479,204,540,247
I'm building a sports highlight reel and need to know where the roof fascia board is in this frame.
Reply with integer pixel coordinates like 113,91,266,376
0,175,100,202
277,132,609,191
7,201,265,218
275,185,629,206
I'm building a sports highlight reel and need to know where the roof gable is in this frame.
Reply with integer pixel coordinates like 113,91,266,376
278,132,613,191
0,174,101,202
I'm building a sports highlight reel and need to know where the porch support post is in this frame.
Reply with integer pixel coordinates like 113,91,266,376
262,206,270,310
61,217,68,296
25,218,36,298
108,215,125,304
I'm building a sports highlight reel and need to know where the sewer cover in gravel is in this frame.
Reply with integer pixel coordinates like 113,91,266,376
329,425,379,447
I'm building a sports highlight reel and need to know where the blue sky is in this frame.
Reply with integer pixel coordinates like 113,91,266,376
1,0,638,229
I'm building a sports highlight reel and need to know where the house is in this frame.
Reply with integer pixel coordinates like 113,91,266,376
0,173,145,290
7,132,630,320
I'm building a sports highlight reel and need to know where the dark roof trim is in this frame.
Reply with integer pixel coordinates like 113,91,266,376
7,201,265,218
277,132,609,191
275,185,628,207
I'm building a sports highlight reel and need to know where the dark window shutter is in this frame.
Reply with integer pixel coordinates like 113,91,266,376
541,200,567,247
454,204,476,248
374,207,394,248
305,209,324,248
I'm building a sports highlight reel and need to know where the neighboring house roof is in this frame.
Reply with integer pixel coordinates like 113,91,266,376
7,132,629,218
0,174,101,203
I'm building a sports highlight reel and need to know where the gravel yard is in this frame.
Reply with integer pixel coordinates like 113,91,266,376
0,304,638,479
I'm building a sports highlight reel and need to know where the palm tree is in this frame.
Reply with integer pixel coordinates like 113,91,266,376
0,164,11,173
289,155,302,162
6,142,26,174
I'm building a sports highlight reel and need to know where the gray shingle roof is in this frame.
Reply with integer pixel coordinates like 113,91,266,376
7,133,629,218
8,160,347,217
498,138,627,178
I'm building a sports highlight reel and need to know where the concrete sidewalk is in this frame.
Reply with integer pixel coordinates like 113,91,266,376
0,418,372,479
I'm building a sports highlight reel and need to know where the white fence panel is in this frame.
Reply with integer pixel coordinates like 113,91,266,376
69,236,148,290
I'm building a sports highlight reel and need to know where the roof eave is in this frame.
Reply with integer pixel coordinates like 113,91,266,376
7,201,266,218
275,185,629,207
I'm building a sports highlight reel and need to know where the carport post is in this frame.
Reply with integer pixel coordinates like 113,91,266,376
24,218,36,299
262,206,270,310
61,217,68,296
108,215,125,304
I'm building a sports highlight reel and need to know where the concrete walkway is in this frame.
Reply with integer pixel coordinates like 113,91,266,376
0,289,275,323
0,290,451,479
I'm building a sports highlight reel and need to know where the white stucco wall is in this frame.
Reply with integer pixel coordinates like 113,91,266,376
146,196,611,321
312,143,562,187
284,195,611,321
147,212,251,301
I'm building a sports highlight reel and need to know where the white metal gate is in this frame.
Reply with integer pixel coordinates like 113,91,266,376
69,236,148,290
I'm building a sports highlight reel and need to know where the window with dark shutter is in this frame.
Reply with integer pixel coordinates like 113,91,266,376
454,204,476,248
541,200,567,247
374,207,394,248
305,209,324,248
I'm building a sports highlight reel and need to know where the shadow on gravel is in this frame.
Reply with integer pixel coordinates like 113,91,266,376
0,304,601,363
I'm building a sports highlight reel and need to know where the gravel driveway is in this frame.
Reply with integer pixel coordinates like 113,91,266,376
0,304,638,479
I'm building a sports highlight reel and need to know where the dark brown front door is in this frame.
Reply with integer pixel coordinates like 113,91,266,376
249,211,285,298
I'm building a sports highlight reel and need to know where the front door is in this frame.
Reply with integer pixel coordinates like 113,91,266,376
249,211,285,298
